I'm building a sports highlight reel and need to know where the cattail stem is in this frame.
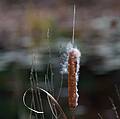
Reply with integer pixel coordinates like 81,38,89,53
72,4,76,46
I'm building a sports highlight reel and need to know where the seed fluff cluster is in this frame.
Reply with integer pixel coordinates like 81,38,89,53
61,42,81,110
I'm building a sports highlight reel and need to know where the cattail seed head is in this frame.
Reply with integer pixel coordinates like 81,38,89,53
68,48,81,110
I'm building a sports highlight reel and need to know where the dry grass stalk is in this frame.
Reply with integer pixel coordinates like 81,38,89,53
108,97,119,119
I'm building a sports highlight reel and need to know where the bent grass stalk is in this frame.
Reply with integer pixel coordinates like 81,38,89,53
23,87,67,119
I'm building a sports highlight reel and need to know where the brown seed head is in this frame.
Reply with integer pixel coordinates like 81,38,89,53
68,49,78,110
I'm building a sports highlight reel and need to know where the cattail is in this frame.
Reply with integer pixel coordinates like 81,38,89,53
68,47,81,110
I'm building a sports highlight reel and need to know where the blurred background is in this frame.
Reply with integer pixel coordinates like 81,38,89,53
0,0,120,119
